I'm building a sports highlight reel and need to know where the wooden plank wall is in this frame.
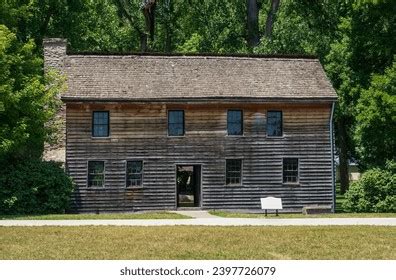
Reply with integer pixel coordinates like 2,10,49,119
66,102,333,212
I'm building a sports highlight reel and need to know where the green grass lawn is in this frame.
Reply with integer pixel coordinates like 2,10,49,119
0,226,394,259
208,211,396,219
0,212,190,220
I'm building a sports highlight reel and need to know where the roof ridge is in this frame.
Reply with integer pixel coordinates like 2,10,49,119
66,51,318,60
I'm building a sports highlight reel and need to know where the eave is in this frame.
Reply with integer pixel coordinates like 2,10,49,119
61,96,338,104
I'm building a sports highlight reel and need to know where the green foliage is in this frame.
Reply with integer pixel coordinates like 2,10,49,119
0,159,74,215
255,0,350,56
343,162,396,213
176,33,203,53
58,0,134,51
174,0,247,53
0,25,63,162
354,61,396,168
0,0,133,52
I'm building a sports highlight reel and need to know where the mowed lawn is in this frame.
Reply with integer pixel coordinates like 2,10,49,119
209,211,396,219
0,212,190,220
0,226,394,259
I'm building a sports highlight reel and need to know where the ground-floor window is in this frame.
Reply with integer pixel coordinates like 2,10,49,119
283,158,299,183
126,160,143,187
226,159,242,185
88,161,105,187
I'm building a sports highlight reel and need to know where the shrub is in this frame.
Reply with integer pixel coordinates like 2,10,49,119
343,162,396,213
0,160,74,215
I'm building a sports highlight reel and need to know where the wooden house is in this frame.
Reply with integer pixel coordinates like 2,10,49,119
44,38,337,213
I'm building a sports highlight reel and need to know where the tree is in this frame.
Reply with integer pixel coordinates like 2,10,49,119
0,25,63,163
325,0,396,192
354,60,396,168
113,0,159,52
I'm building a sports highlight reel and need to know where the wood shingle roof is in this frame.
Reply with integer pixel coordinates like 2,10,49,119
61,55,337,102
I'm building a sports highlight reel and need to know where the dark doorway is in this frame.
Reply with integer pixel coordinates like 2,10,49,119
176,165,201,207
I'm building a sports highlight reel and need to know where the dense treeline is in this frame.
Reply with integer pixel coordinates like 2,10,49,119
0,0,395,213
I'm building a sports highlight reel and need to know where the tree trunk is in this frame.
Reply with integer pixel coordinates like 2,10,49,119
337,118,350,194
142,0,157,43
247,0,260,47
264,0,281,39
140,33,148,52
163,0,173,52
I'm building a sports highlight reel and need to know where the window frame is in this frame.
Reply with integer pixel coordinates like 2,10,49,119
167,110,185,137
227,109,243,136
225,158,243,186
87,160,105,188
125,160,144,188
282,158,299,185
266,110,283,137
92,111,110,138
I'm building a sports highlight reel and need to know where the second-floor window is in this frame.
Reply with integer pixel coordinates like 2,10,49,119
267,111,282,137
92,111,109,137
126,160,143,187
168,110,184,136
227,110,243,135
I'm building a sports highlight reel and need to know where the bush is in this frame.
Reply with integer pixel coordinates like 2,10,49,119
0,160,74,215
343,162,396,213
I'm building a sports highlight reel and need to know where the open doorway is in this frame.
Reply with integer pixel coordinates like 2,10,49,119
176,165,201,207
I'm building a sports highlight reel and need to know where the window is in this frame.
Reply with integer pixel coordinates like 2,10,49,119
267,111,282,137
226,159,242,185
227,110,243,135
126,161,143,187
283,158,298,183
168,110,184,136
92,111,109,137
88,161,105,187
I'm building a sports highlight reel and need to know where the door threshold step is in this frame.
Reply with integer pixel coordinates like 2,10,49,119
176,207,203,211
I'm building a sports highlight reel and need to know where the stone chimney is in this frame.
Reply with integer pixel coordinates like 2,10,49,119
42,38,67,163
43,38,67,73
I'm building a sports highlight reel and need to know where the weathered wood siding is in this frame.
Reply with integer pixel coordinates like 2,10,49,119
66,102,333,212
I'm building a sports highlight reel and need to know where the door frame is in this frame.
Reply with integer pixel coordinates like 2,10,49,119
174,163,202,208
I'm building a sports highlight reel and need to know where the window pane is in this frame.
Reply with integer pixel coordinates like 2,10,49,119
169,123,184,136
93,111,109,137
267,111,282,137
169,111,183,123
227,110,242,135
226,159,242,185
283,158,298,183
168,110,184,136
128,161,142,173
88,161,104,187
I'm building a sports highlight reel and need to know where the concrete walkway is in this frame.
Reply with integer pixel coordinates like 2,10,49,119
0,216,395,227
170,210,221,219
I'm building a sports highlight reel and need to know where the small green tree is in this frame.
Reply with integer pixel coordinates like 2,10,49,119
343,162,396,213
0,160,74,214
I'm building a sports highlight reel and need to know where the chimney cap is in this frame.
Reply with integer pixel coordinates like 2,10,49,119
43,38,67,45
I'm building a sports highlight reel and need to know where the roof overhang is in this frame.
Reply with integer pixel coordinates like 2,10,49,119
61,96,337,103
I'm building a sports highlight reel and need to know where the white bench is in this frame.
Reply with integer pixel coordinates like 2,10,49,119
260,197,283,216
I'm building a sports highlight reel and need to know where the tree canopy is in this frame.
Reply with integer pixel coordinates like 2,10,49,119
0,0,395,192
0,25,63,163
